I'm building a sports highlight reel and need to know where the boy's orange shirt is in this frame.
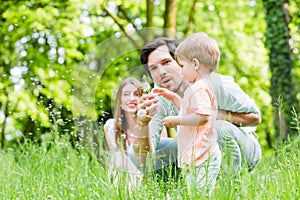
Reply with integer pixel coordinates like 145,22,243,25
177,79,218,168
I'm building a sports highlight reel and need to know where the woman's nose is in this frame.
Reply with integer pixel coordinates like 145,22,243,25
129,93,136,100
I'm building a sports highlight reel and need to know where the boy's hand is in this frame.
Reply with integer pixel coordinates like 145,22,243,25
152,88,182,110
162,116,180,128
152,88,176,100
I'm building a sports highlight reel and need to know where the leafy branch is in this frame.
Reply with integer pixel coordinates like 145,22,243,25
101,4,141,51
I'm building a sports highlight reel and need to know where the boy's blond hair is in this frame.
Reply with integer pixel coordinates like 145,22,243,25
175,32,220,72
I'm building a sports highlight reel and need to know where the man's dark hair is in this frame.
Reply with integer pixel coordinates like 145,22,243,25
140,37,180,77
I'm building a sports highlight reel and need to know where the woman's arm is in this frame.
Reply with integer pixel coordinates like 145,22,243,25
130,122,154,165
129,94,159,165
104,120,118,151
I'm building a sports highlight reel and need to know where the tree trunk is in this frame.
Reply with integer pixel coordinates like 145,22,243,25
183,0,198,36
263,0,299,143
163,0,177,39
146,0,154,42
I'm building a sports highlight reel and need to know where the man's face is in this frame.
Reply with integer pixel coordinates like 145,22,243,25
147,45,185,92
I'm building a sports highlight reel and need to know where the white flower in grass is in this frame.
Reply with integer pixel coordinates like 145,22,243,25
57,119,64,126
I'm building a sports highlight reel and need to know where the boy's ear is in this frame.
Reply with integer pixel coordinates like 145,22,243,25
192,58,200,70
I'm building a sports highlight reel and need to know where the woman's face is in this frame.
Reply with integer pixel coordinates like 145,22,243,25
121,83,140,114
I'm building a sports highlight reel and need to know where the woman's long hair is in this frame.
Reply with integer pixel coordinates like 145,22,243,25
114,77,143,151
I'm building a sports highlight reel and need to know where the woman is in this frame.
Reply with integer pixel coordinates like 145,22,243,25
104,77,158,185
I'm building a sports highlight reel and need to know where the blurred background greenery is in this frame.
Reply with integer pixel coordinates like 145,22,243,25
0,0,299,152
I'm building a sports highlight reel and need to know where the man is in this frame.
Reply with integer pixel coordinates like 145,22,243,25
136,37,261,176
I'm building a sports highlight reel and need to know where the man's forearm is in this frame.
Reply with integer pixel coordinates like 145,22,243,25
217,109,261,126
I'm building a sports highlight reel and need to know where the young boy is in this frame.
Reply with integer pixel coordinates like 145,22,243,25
153,32,221,194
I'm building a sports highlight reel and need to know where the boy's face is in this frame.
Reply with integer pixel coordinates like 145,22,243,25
176,57,197,83
147,45,185,93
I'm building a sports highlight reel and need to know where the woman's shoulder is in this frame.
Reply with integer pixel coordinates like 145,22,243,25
104,118,118,151
104,118,116,135
104,118,115,128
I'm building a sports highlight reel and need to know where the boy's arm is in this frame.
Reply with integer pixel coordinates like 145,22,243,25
163,113,209,128
152,88,182,110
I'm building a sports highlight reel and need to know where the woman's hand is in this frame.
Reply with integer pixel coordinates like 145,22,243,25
137,93,159,125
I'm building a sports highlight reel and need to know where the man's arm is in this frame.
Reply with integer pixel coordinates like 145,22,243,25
148,96,178,149
217,109,261,127
212,72,261,127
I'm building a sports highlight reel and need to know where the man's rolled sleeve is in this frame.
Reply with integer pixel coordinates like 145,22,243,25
149,96,178,150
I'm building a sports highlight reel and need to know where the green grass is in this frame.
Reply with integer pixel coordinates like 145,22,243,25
0,135,299,200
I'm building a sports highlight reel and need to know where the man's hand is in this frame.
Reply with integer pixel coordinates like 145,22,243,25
217,109,261,127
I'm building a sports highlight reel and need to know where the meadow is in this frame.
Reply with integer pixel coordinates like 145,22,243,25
0,131,299,200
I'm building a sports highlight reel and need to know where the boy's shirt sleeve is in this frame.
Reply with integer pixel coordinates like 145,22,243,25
190,88,212,116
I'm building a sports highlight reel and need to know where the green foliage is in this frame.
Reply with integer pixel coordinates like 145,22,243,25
175,0,275,147
0,0,299,150
0,140,109,199
263,0,300,142
0,134,299,199
0,1,75,145
0,0,115,147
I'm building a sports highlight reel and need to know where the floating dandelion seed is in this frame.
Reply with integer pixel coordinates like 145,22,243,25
137,109,147,119
137,109,152,121
142,82,150,93
137,75,153,121
142,75,151,93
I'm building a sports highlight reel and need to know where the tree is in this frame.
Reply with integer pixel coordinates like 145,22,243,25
99,1,276,148
263,0,299,142
163,0,177,39
1,0,299,151
0,0,104,148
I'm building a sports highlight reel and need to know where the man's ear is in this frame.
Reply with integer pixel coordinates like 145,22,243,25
192,58,200,70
